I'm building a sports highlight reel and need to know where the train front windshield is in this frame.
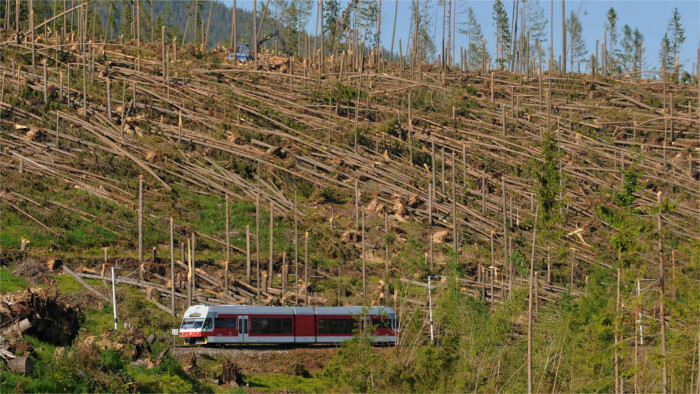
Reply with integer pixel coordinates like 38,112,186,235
181,318,204,329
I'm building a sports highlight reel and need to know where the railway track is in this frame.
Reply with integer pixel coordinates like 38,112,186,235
172,344,354,375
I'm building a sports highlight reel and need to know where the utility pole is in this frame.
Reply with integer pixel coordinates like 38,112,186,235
305,230,309,306
170,217,175,315
111,267,118,330
225,195,230,295
362,207,366,305
428,276,434,344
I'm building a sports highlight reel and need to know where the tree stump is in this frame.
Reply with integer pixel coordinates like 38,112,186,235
7,356,33,376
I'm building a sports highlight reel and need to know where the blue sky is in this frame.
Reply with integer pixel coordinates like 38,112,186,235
224,0,699,72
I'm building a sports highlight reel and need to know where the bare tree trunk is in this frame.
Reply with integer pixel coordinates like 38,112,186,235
246,225,251,284
502,177,508,277
268,201,273,291
225,195,230,295
230,0,236,50
193,0,198,45
29,0,35,66
138,175,144,281
162,25,167,78
355,179,359,227
105,77,112,119
490,231,495,306
452,151,457,261
561,0,566,74
385,211,389,299
42,60,47,105
253,0,257,63
615,251,621,394
658,191,668,394
320,0,324,68
256,182,260,300
510,0,518,72
187,237,192,307
191,233,196,298
390,0,398,63
428,184,432,226
205,0,213,48
136,0,140,47
295,192,299,305
282,252,287,304
408,93,413,164
528,205,539,394
170,217,175,314
15,0,19,45
362,207,366,305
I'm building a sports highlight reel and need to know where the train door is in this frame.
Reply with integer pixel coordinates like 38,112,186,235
237,315,249,343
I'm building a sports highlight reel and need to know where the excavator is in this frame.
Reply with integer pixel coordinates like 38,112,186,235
228,30,288,62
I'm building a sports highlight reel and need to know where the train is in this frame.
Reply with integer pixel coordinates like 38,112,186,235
178,304,396,345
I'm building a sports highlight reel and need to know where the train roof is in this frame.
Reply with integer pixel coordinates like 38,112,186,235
183,305,395,317
314,306,394,316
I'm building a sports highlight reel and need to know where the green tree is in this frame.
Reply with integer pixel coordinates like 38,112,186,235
605,7,618,68
566,10,586,69
659,32,672,72
120,0,134,39
323,0,343,53
492,0,511,68
410,0,436,61
620,25,643,72
533,128,562,226
666,7,685,73
461,7,488,70
522,0,548,60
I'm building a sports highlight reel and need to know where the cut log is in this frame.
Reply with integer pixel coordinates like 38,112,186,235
1,319,32,338
6,356,33,376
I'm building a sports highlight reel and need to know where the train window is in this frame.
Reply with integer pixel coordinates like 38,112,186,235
251,318,292,334
372,317,391,329
251,319,260,333
329,319,338,334
271,319,282,333
225,318,236,329
283,318,293,334
180,318,204,329
338,319,357,334
203,318,213,330
318,318,356,334
214,318,226,328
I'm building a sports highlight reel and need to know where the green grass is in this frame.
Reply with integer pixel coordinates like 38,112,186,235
0,335,212,393
82,305,115,334
0,267,31,292
246,373,327,392
54,273,86,293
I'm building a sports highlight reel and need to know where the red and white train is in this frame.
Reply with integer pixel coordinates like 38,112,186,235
179,304,396,345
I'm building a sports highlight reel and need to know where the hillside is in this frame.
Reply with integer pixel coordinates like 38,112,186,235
0,22,699,393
